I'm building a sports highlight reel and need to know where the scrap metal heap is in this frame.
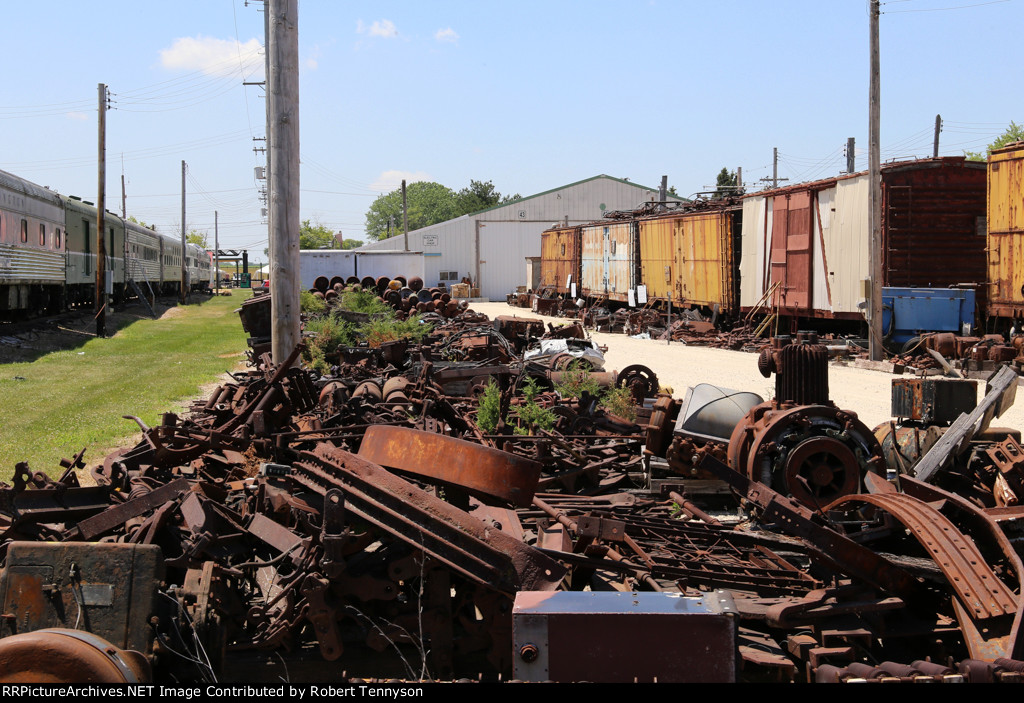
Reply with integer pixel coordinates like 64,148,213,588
3,299,1024,683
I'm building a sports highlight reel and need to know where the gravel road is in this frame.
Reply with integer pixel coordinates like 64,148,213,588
471,301,1024,434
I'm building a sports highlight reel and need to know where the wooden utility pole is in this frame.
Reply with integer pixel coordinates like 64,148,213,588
933,114,942,158
214,211,220,293
402,179,409,251
846,137,856,173
96,83,107,338
868,0,883,361
268,0,300,364
121,174,126,219
180,160,187,304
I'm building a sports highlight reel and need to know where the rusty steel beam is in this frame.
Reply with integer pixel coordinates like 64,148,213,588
358,425,541,507
292,444,565,595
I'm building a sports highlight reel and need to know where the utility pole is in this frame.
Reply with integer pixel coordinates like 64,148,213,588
759,148,789,189
933,114,942,158
846,137,856,173
121,174,126,219
214,211,220,293
180,160,187,304
96,83,108,338
658,175,667,202
268,0,300,364
736,167,742,192
402,179,409,251
868,0,883,361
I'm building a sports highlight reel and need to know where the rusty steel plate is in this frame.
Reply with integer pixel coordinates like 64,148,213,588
359,425,541,507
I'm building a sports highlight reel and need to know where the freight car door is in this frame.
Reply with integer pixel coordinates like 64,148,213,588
769,193,813,311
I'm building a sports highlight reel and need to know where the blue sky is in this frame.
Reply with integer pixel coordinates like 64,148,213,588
1,0,1019,257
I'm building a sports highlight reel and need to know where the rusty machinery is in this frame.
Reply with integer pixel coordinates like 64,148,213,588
727,333,885,508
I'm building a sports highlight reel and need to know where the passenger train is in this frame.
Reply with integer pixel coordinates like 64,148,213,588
0,168,212,316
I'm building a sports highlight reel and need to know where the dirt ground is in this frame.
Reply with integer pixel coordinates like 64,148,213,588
0,296,190,364
471,301,1024,434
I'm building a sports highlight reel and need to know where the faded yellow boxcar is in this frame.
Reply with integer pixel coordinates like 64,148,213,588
539,226,581,294
638,205,740,315
987,142,1024,321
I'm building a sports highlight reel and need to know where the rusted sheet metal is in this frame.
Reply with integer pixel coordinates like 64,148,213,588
358,425,542,507
0,542,163,654
539,226,581,294
988,143,1024,318
293,444,565,595
580,221,636,302
882,157,987,289
512,591,738,683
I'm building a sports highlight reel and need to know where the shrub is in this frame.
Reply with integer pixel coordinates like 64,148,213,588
477,381,501,433
510,376,557,436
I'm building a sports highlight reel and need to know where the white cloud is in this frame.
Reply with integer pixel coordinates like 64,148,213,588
434,28,459,43
357,19,398,38
371,170,432,192
159,36,263,78
305,45,322,71
66,111,89,121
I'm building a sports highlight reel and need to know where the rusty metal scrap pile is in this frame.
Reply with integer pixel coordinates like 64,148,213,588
5,302,1024,683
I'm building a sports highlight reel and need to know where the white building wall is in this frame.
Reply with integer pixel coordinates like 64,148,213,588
357,176,679,300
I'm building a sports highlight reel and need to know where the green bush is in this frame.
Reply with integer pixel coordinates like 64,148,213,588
300,289,328,314
601,386,637,421
553,360,602,399
477,381,501,433
510,377,556,436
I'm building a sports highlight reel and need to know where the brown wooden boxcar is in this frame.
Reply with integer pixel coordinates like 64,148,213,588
539,225,582,295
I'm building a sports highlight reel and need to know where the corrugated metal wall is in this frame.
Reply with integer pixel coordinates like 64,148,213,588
357,176,678,300
826,176,870,315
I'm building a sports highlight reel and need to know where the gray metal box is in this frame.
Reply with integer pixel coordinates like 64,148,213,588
513,590,737,682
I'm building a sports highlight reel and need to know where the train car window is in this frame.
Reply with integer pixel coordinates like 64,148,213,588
84,220,91,275
55,229,61,248
40,223,46,246
21,219,28,243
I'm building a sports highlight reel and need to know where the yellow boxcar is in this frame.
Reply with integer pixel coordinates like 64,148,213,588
638,205,740,315
539,225,581,294
987,142,1024,321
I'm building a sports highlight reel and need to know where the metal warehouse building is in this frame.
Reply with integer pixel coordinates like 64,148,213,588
354,175,683,301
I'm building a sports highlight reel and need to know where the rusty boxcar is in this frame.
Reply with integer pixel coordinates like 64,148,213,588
637,202,742,318
740,157,987,324
580,220,638,303
986,142,1024,326
539,225,582,295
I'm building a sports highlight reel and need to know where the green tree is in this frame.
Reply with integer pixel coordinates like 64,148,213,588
364,182,458,241
299,219,336,249
966,121,1024,161
186,230,209,249
667,185,679,197
454,179,520,215
714,168,743,198
340,238,363,250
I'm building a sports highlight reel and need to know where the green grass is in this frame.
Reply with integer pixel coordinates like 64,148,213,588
0,291,250,478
